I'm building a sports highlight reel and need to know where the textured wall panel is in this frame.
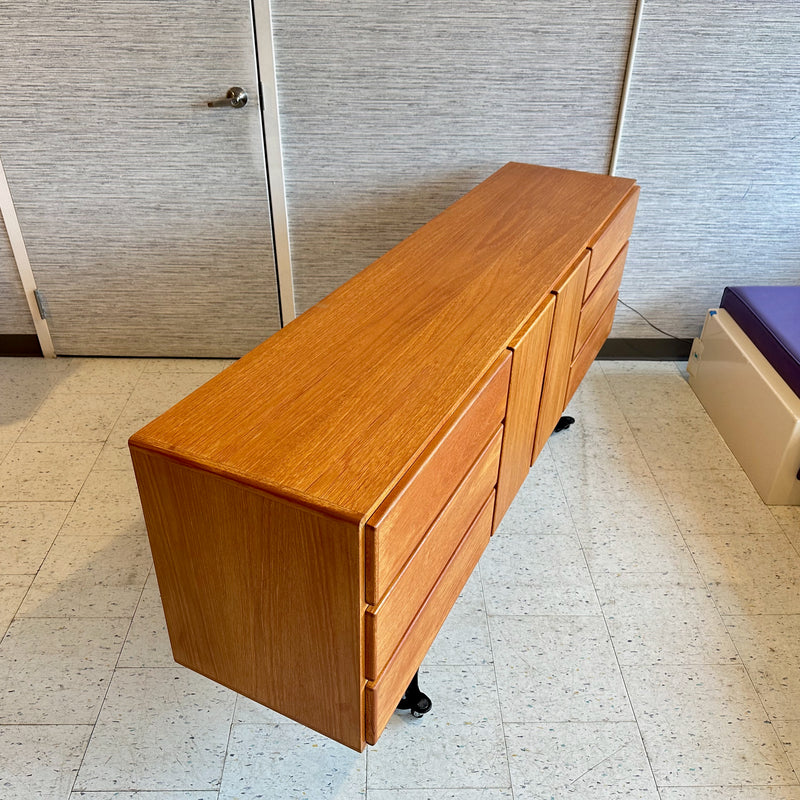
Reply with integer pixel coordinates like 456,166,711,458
271,1,636,314
615,0,800,338
0,212,34,334
0,1,280,356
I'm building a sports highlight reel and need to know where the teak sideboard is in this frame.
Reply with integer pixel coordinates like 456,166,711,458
129,162,639,751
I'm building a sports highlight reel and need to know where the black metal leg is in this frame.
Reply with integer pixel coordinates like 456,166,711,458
554,415,575,432
396,670,432,718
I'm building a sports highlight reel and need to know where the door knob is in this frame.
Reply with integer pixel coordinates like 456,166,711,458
208,87,248,108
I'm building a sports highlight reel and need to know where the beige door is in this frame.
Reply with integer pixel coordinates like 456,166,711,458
0,1,281,356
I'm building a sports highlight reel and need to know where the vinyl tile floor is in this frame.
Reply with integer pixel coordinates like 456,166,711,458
1,356,799,800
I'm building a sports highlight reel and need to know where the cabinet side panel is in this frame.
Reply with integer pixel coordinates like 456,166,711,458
130,446,364,751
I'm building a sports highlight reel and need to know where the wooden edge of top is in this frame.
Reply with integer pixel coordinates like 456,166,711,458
128,438,365,526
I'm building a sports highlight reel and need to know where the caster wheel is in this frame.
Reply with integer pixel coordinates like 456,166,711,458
554,415,575,433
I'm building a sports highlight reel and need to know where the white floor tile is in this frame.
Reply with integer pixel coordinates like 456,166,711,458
18,534,151,618
71,793,217,800
368,792,513,800
49,357,148,395
117,571,173,668
424,571,492,666
725,615,800,721
219,723,365,799
771,506,800,547
594,572,738,665
480,534,600,616
75,668,236,792
367,666,509,791
231,693,293,725
0,617,127,724
0,575,33,638
0,442,102,502
655,469,785,537
0,501,72,573
687,533,800,615
775,720,800,777
60,469,146,536
489,614,632,723
0,724,92,800
143,358,235,374
19,393,128,443
625,664,795,786
660,789,800,799
504,721,659,799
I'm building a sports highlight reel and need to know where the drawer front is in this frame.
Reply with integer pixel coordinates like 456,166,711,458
566,292,618,405
531,251,589,464
366,352,511,604
574,242,628,359
364,493,494,745
365,427,503,680
585,186,639,300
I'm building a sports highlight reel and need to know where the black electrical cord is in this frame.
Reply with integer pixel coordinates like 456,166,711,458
616,298,686,341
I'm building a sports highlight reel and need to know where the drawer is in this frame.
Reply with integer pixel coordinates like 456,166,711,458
574,242,628,358
585,186,639,300
365,426,503,680
365,351,511,605
364,492,494,745
566,292,618,404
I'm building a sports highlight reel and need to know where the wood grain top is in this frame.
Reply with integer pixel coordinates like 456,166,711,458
130,163,636,521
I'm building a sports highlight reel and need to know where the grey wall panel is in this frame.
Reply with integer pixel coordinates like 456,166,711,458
0,213,34,334
271,1,637,314
615,0,800,339
0,1,280,357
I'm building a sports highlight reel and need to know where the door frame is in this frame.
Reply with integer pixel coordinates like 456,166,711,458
252,0,296,325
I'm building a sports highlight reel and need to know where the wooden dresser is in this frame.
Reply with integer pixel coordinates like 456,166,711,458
129,163,639,751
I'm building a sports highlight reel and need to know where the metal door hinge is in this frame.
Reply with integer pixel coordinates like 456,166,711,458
33,288,48,319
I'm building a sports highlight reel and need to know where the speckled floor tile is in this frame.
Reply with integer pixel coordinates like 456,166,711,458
117,572,173,668
18,393,128,443
368,791,513,800
18,534,151,617
504,721,659,799
489,614,632,723
0,393,49,444
71,793,217,800
219,723,365,799
50,358,147,395
493,449,574,537
624,664,795,786
0,617,127,724
93,407,158,471
602,362,706,421
686,533,800,615
0,501,72,573
580,523,698,575
594,572,738,666
367,666,508,791
0,575,33,637
231,693,294,725
655,469,784,537
0,724,92,800
480,533,600,615
75,668,236,792
0,442,102,502
424,571,492,666
60,469,146,536
725,615,800,721
630,415,741,472
126,372,221,413
143,358,235,374
0,440,13,461
771,506,800,548
659,788,800,799
775,720,800,774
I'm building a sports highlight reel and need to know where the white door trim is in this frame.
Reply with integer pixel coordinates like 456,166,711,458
0,155,56,357
252,0,296,324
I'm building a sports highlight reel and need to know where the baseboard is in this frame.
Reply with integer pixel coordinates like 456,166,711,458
0,334,44,357
598,337,693,360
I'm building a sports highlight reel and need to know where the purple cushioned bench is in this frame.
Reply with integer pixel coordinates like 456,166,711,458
721,285,800,398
